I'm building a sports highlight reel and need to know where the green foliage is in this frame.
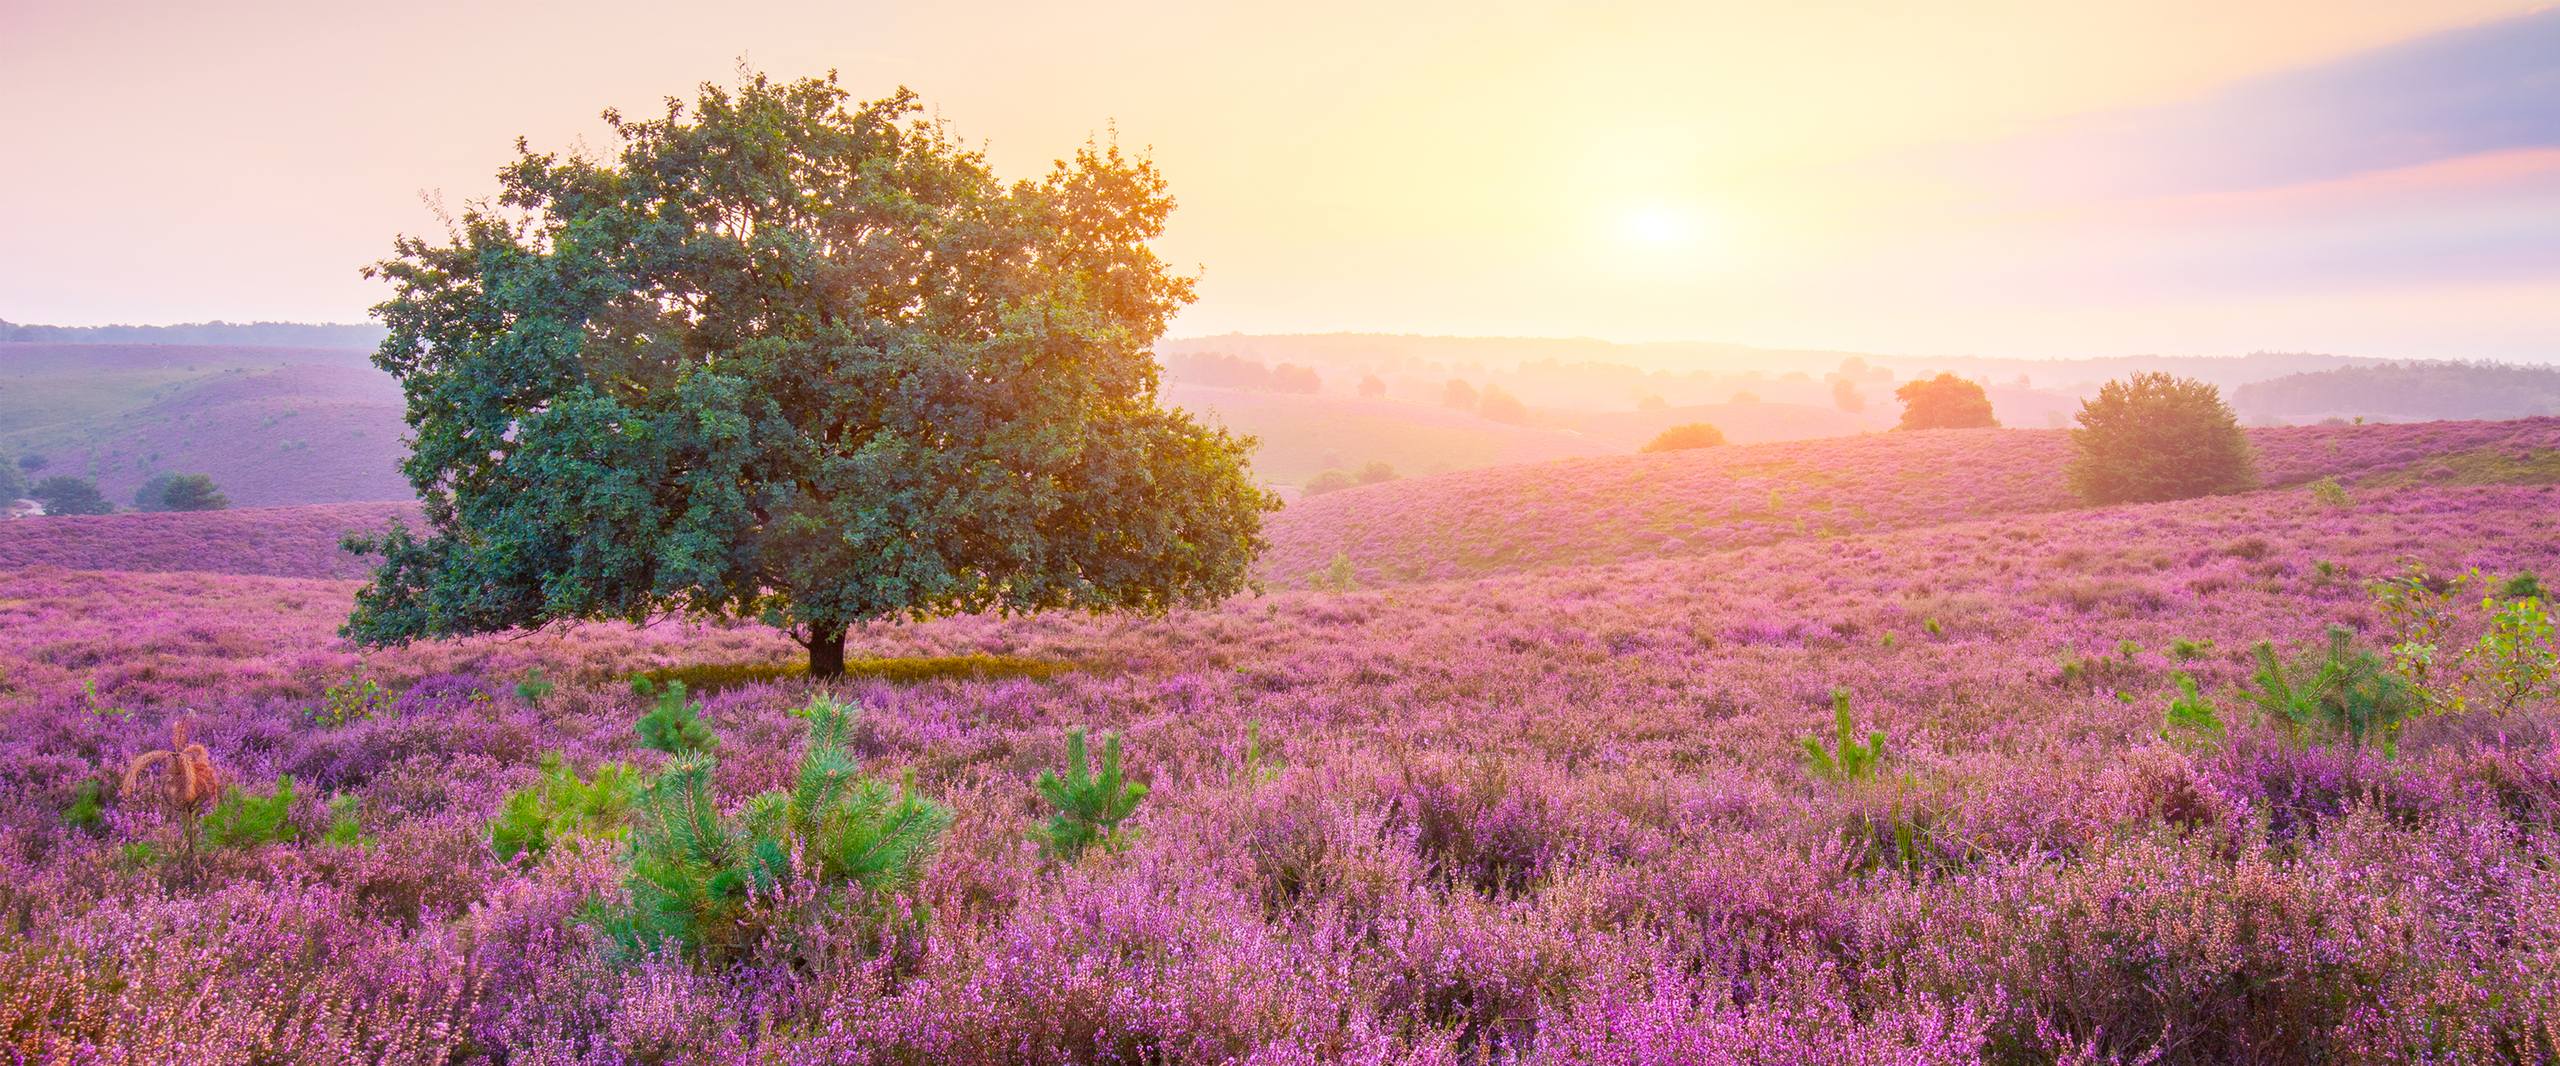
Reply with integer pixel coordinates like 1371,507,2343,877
2169,637,2215,662
1801,689,1887,783
590,695,951,962
1034,727,1150,861
133,472,229,512
0,455,23,503
2066,372,2257,504
323,794,374,849
2368,563,2559,715
203,775,300,849
1893,373,1997,431
77,678,131,720
1304,462,1399,497
631,654,1070,694
1235,719,1281,786
1314,552,1360,592
29,475,111,516
514,666,555,705
1641,423,1726,453
2243,627,2422,755
2160,673,2225,750
490,752,641,863
2308,476,2350,509
313,670,390,727
340,71,1276,678
2503,572,2545,602
631,677,717,756
63,780,104,832
1922,617,1945,638
2477,594,2559,711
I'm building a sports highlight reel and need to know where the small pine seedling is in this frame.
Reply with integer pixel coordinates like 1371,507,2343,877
1922,617,1945,638
490,752,641,862
2504,571,2545,602
2160,672,2224,750
203,775,300,849
515,666,556,706
63,779,104,832
1034,727,1149,861
323,794,374,849
1801,689,1886,783
632,677,718,755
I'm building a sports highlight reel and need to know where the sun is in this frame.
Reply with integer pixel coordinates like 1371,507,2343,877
1617,203,1703,247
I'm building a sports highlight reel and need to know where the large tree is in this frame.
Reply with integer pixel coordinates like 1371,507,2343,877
1893,373,1998,430
344,72,1276,676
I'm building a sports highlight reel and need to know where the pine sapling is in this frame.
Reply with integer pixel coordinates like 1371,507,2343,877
203,775,300,849
632,677,718,755
1034,727,1149,861
2160,672,2224,750
1801,689,1886,783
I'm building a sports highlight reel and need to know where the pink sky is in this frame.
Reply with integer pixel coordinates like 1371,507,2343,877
3,0,2556,361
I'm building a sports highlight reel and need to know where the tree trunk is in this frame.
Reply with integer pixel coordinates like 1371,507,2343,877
806,625,848,678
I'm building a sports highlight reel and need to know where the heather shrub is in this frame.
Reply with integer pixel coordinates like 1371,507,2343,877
1802,689,1886,782
490,751,640,863
1034,727,1149,861
2244,626,2421,755
631,676,717,755
1641,422,1726,453
2066,372,2257,504
589,696,950,962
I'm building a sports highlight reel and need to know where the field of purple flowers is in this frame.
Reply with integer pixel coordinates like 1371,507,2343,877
1,425,2557,1063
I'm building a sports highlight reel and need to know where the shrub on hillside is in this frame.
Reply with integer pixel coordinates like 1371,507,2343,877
1441,379,1478,411
1304,461,1398,497
1479,384,1531,425
1641,423,1727,453
1893,373,1997,431
134,472,229,512
0,457,23,502
29,475,112,515
2066,373,2256,504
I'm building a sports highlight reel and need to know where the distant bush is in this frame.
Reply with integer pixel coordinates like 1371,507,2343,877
134,472,229,512
0,458,23,502
1641,423,1726,453
29,475,111,516
1303,461,1398,497
1033,727,1149,861
2308,476,2350,509
2066,373,2256,504
1893,373,1997,431
1828,376,1864,414
1478,384,1531,425
490,752,640,863
1164,352,1321,394
589,696,950,962
1441,379,1478,411
1357,373,1386,399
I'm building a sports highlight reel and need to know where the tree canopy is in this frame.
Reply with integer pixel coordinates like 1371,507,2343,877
343,72,1276,676
30,476,112,516
135,472,229,512
1893,373,1998,430
2067,372,2256,504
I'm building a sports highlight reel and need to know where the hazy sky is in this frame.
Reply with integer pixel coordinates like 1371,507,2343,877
5,0,2557,360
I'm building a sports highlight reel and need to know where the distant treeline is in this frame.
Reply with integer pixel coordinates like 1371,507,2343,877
2234,361,2560,422
0,319,386,348
1164,352,1322,394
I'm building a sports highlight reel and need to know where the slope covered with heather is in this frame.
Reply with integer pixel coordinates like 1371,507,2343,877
2,472,2557,1061
1263,416,2560,586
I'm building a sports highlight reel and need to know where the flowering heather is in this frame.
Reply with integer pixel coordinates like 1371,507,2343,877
1263,416,2560,587
0,425,2557,1062
0,502,418,579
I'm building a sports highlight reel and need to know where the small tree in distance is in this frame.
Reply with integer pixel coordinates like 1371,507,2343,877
1642,423,1726,453
31,476,112,516
135,473,229,512
2067,372,2256,504
1894,373,1997,430
342,72,1276,677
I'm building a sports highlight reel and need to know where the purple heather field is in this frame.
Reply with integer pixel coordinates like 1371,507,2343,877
3,422,2559,1064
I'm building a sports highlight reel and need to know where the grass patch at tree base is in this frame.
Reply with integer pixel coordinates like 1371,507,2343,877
634,654,1076,693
